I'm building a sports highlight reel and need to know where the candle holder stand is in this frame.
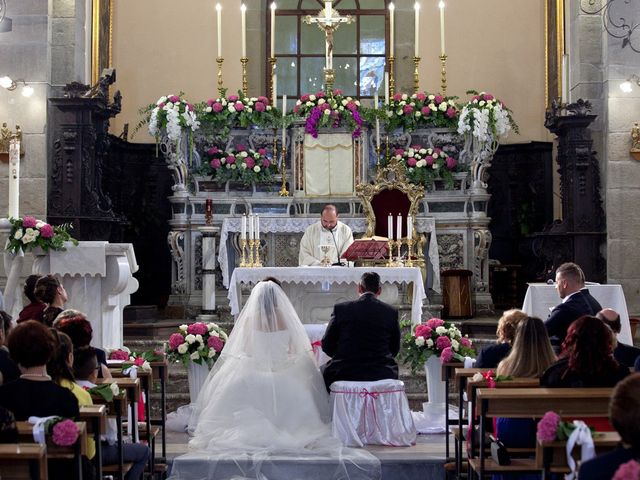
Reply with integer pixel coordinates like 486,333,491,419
216,57,225,97
324,68,335,94
388,56,396,96
240,239,248,267
252,239,263,267
375,145,381,167
439,54,448,96
240,57,249,97
386,240,395,267
279,146,289,197
405,238,414,267
247,239,255,266
413,56,421,93
395,240,402,266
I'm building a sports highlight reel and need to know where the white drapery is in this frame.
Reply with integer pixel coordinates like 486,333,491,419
303,133,354,196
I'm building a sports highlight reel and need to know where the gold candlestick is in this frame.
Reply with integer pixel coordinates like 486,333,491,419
240,239,248,267
324,68,335,94
439,54,448,97
405,238,414,267
386,240,394,267
395,240,402,266
216,57,225,97
413,56,421,94
252,239,263,267
279,145,289,197
240,57,249,98
385,135,390,163
247,238,255,266
388,56,395,96
375,145,381,167
269,57,277,104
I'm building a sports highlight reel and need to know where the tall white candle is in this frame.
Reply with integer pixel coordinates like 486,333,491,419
384,72,389,104
241,4,247,58
407,215,413,240
272,74,277,106
8,138,19,219
561,54,568,103
241,214,247,240
438,1,446,56
387,214,393,240
248,214,254,240
396,214,402,240
414,3,420,57
282,94,287,146
270,3,276,57
388,3,395,56
254,214,260,239
216,3,222,58
374,91,380,150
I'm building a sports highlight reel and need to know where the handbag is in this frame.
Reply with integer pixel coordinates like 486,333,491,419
489,435,511,466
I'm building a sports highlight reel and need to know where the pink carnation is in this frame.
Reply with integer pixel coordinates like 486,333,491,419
207,336,224,352
446,156,457,169
257,96,269,104
245,158,256,169
407,157,417,167
206,99,215,107
436,336,451,350
293,105,299,113
226,155,236,164
52,419,79,446
22,216,37,228
212,102,223,113
207,146,219,155
158,102,165,109
393,93,402,102
316,91,325,98
257,148,266,156
403,105,414,115
460,337,472,347
39,224,54,238
426,318,445,329
300,94,310,102
262,158,270,168
169,333,185,350
421,106,431,116
394,148,405,156
434,95,444,104
255,102,265,112
228,95,239,102
536,411,561,442
187,323,208,336
483,94,494,101
416,92,426,102
234,102,244,112
613,460,640,480
210,158,221,169
187,103,194,112
333,89,343,96
425,155,434,166
471,95,480,102
415,324,432,338
446,107,457,118
440,347,454,363
133,357,145,367
168,95,180,103
109,349,129,360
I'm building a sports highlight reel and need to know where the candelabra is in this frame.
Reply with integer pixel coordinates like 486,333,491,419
216,57,225,97
240,239,249,267
405,238,414,267
251,239,262,267
388,56,396,96
279,146,289,196
240,57,249,97
395,240,402,266
413,57,421,94
439,54,448,97
269,57,276,103
386,240,395,267
324,68,335,94
375,145,381,167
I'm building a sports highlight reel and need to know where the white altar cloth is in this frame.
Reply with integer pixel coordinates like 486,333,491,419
228,266,426,325
218,217,440,293
522,283,632,345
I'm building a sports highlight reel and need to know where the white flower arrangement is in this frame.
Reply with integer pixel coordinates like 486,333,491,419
147,94,200,142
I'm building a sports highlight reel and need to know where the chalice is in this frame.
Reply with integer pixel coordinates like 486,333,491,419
320,245,332,267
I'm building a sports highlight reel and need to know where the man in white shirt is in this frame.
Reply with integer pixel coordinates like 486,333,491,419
299,204,354,266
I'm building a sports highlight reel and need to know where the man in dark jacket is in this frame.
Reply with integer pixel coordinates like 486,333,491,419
321,272,400,391
545,262,601,351
597,308,640,368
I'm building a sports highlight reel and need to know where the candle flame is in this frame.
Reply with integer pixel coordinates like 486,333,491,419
271,2,276,10
241,3,246,11
216,3,221,12
438,1,445,8
388,2,395,11
414,2,420,11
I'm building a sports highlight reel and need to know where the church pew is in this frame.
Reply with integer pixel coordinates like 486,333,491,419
91,389,130,480
470,387,613,479
96,377,141,442
0,443,48,479
440,361,463,460
79,404,106,480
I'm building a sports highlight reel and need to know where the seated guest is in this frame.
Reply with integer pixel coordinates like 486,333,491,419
541,315,629,388
579,373,640,480
0,320,78,420
0,405,17,443
475,309,527,368
545,262,601,351
17,274,45,323
597,308,640,368
0,311,20,385
54,310,111,379
299,204,354,266
73,346,149,480
34,275,68,326
321,272,400,391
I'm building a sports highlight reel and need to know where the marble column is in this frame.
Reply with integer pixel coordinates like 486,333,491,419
198,226,219,321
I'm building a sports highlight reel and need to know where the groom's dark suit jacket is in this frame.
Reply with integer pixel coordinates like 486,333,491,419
545,288,602,348
321,292,400,390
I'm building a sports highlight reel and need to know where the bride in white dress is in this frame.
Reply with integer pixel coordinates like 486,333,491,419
169,279,380,480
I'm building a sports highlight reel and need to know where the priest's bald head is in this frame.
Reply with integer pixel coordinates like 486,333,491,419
321,204,339,231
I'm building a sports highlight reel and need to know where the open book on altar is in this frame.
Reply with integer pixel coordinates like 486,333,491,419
342,238,389,262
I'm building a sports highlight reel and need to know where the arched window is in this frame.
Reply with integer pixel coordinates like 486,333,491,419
270,0,387,99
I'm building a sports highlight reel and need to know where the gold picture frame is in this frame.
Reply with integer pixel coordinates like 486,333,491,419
91,0,113,85
545,0,565,107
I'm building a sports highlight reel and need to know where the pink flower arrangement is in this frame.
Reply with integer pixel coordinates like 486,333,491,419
169,333,185,350
187,322,208,336
294,90,363,138
208,336,224,352
613,460,640,480
537,411,561,442
6,216,77,254
51,419,79,446
109,349,130,361
385,91,459,132
40,224,54,238
167,322,228,367
203,145,278,186
391,145,460,190
22,216,37,228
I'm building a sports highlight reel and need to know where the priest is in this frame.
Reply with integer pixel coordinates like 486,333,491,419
299,204,354,266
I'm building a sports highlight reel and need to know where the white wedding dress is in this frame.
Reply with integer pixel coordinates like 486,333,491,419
169,280,380,480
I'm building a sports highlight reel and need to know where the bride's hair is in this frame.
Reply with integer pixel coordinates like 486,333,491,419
262,276,282,287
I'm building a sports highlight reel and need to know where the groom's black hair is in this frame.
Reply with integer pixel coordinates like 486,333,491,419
360,272,381,293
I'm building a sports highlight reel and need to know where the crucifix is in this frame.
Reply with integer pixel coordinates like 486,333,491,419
304,1,354,92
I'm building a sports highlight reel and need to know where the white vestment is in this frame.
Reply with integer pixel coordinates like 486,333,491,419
298,221,354,266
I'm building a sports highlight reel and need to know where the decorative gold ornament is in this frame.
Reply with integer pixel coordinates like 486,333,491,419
439,54,448,96
216,57,225,97
240,57,249,98
388,56,396,96
413,56,421,94
279,146,290,196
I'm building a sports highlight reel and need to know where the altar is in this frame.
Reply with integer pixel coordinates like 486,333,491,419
228,266,426,325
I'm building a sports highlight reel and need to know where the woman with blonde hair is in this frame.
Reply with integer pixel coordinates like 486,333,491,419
475,309,528,368
497,316,556,378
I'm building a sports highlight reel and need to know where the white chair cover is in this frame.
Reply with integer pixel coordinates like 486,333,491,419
329,379,417,447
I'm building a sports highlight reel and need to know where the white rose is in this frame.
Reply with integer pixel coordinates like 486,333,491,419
157,96,167,105
205,106,212,113
309,94,316,101
355,100,360,106
415,337,425,347
399,101,406,106
415,111,422,117
428,94,435,100
13,230,22,240
185,334,196,344
417,159,426,167
220,331,228,340
179,325,188,332
253,166,261,172
195,334,204,344
433,163,439,169
472,372,484,382
240,151,248,158
435,326,447,335
21,234,34,244
36,221,45,228
228,105,235,113
451,339,460,351
324,109,330,116
109,383,120,396
208,323,218,330
432,152,439,159
240,163,247,170
210,330,220,337
318,98,326,104
177,343,188,354
208,349,216,358
166,102,174,109
190,351,200,361
419,148,427,155
231,164,237,169
408,148,415,157
479,100,486,107
142,361,151,372
426,338,434,348
429,104,437,111
296,100,302,105
401,93,408,100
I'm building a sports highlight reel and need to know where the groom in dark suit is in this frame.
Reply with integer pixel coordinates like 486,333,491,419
545,262,602,350
321,272,401,391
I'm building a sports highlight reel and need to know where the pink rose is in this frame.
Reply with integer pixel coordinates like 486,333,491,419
293,105,299,113
236,144,246,151
421,106,431,116
255,102,265,112
393,93,402,102
300,94,310,102
187,103,194,112
333,89,343,96
158,102,165,109
187,323,208,336
234,102,244,112
133,357,145,367
415,324,432,338
262,158,271,168
169,333,185,350
323,103,332,111
226,155,236,164
425,155,434,166
471,95,480,102
416,92,426,102
212,102,223,113
245,158,256,169
426,318,445,329
109,349,129,360
207,336,224,352
207,147,219,155
22,216,37,228
346,102,358,111
258,96,269,104
460,337,472,347
536,411,561,442
446,107,457,118
440,347,454,363
613,460,640,480
483,94,494,101
228,94,239,102
434,95,444,104
39,224,54,238
403,105,413,115
436,336,451,350
394,148,405,156
316,91,325,98
168,95,180,103
257,148,266,156
210,158,221,169
407,157,417,167
51,419,79,446
446,156,457,169
207,99,215,107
